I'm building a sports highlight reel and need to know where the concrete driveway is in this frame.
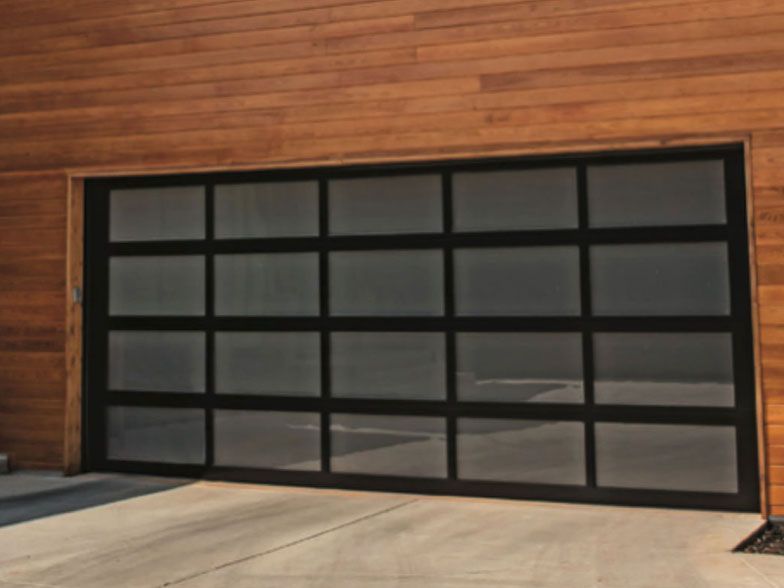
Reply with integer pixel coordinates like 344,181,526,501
0,473,782,588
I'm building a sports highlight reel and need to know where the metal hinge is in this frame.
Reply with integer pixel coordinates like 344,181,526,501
72,286,82,304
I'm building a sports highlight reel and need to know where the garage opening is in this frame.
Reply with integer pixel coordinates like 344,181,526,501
83,145,759,510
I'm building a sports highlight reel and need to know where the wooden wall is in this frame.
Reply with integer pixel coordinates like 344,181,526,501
0,0,783,513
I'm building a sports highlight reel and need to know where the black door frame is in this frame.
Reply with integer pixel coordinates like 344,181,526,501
83,143,760,511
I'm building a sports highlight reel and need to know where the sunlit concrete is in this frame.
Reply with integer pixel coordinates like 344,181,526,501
0,472,781,588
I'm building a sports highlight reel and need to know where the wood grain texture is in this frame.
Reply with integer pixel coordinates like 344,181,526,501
0,0,782,513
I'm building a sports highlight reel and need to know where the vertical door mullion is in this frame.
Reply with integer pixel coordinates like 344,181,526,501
723,150,759,505
577,164,597,488
205,182,215,468
319,178,331,473
443,172,457,480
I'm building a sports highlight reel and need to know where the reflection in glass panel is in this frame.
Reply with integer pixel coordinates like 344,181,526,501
332,333,446,400
216,332,320,396
453,167,578,231
107,407,205,464
215,253,319,316
331,414,447,478
110,256,204,316
330,250,444,316
588,160,726,227
455,247,580,316
591,243,730,316
596,423,738,492
214,181,319,239
594,333,734,406
214,411,320,470
329,175,442,235
109,331,205,393
458,419,585,485
110,186,205,242
457,333,583,403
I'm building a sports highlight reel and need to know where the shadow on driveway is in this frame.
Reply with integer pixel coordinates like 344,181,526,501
0,473,191,528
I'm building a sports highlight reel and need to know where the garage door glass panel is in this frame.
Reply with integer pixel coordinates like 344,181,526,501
332,333,446,400
594,333,734,406
214,411,320,470
457,333,583,403
329,175,442,235
591,243,730,316
331,414,447,478
455,247,580,316
453,168,578,231
595,423,738,493
215,253,319,316
330,250,444,316
107,407,205,464
109,331,205,393
216,332,320,396
110,186,205,242
588,160,726,227
109,256,205,316
214,181,318,238
458,419,585,485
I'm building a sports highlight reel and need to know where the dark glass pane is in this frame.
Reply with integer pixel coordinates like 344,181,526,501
588,160,726,227
109,256,204,316
109,331,205,393
214,181,318,238
215,253,319,316
110,186,205,242
458,419,585,485
594,333,734,406
216,332,320,396
214,410,320,470
457,333,583,403
591,243,730,316
455,247,580,316
107,407,204,464
595,423,738,493
332,333,446,400
330,250,444,316
454,167,578,231
331,414,447,478
329,175,442,235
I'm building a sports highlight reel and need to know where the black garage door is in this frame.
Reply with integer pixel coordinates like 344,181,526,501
84,145,759,510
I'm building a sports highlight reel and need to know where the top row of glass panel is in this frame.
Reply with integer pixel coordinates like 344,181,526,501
109,160,727,242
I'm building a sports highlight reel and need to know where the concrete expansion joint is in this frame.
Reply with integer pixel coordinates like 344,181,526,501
157,498,419,587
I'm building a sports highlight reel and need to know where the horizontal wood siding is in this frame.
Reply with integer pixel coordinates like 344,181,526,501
0,0,782,512
0,172,66,469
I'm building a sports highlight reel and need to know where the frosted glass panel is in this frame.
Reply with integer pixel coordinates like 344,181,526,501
330,250,443,316
457,333,583,403
331,414,447,478
214,181,318,238
591,243,730,316
454,167,578,231
216,332,320,396
329,175,442,235
215,253,319,316
458,419,585,485
332,333,446,400
594,333,734,406
110,186,205,242
107,407,204,464
109,331,205,392
588,160,726,227
455,247,580,316
596,423,738,493
214,410,320,470
110,256,204,316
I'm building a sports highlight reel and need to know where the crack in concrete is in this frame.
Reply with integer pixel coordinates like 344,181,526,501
158,498,418,587
740,557,782,588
